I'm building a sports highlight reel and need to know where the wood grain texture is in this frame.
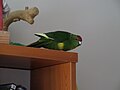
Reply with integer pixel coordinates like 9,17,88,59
0,31,9,44
31,63,76,90
0,44,78,69
0,44,78,90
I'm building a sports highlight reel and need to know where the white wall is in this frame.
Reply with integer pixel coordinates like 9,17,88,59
4,0,120,90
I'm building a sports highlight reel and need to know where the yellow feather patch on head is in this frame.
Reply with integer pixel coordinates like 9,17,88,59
58,43,64,50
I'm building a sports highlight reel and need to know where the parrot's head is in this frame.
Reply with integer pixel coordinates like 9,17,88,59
67,34,82,51
76,35,82,45
71,34,82,45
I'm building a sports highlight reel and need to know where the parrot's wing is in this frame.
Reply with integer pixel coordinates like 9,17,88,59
27,39,53,48
27,39,45,47
34,33,54,40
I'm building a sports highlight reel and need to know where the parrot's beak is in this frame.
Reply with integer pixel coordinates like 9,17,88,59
76,35,82,45
79,41,82,45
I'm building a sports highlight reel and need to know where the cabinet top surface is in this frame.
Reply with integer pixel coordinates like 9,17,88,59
0,44,78,70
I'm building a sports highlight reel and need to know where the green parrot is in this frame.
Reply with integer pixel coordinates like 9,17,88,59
27,31,82,51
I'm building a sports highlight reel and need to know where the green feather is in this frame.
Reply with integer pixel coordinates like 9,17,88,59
9,42,25,46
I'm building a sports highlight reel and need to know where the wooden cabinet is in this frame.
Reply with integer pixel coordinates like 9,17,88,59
0,44,78,90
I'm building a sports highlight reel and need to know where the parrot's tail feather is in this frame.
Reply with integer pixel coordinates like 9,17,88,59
27,42,41,47
27,40,45,47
